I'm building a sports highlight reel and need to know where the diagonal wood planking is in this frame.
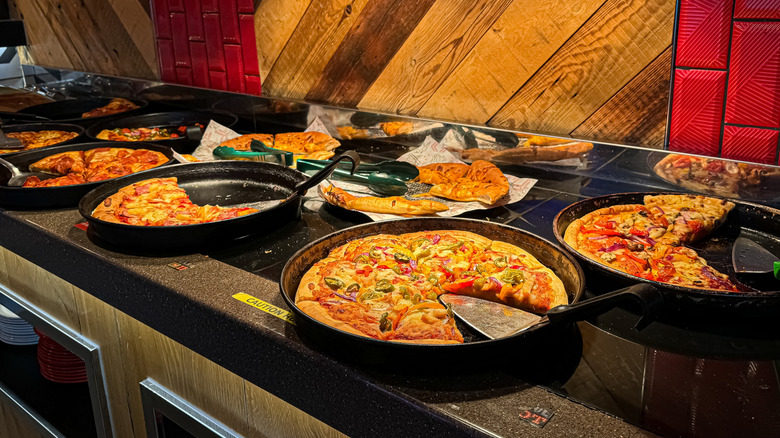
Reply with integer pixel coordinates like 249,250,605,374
305,0,438,107
489,0,675,134
261,0,372,99
357,0,515,115
9,0,157,80
254,0,313,81
417,0,606,124
572,46,672,148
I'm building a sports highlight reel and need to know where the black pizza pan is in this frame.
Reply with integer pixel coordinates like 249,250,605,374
553,192,780,322
279,218,662,366
77,152,359,252
19,97,149,126
0,123,85,156
84,111,238,153
0,141,175,209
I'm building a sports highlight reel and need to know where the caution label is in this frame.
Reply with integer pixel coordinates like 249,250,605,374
232,293,295,325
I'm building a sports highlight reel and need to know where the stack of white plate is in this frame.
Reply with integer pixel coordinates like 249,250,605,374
0,304,39,346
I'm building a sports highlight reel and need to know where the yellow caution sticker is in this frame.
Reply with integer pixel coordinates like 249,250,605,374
232,293,295,325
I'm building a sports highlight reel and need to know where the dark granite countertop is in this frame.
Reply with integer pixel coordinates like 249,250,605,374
0,202,655,438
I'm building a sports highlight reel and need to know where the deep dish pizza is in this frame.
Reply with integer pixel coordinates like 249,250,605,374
92,177,258,226
564,194,738,291
0,130,80,154
96,124,203,142
81,98,139,118
296,230,568,344
21,147,169,187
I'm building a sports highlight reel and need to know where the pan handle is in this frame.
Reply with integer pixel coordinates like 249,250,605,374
292,150,360,196
545,283,663,330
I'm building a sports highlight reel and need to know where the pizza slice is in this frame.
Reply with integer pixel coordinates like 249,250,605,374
22,173,86,188
82,98,139,118
28,150,86,176
273,132,340,153
440,241,568,313
647,243,736,291
415,162,470,185
416,160,509,205
323,185,448,216
643,194,735,243
219,133,275,151
380,121,414,137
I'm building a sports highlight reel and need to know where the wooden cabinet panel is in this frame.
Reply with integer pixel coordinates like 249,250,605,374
244,380,346,438
0,247,81,332
0,400,49,438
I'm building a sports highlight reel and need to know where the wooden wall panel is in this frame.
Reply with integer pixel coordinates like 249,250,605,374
261,0,372,99
489,0,675,135
305,0,438,107
416,0,604,124
357,0,515,115
254,0,313,81
256,0,677,149
8,0,157,80
572,47,672,147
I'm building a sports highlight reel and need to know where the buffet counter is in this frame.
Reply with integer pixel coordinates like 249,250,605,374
0,68,778,438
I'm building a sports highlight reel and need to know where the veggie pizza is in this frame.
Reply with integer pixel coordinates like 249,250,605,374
296,230,568,344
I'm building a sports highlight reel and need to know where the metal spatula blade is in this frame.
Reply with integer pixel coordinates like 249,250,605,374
0,128,23,149
439,294,543,340
732,237,780,278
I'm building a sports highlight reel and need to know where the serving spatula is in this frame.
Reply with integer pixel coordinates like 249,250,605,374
0,157,57,187
732,237,780,280
439,283,662,340
0,127,23,149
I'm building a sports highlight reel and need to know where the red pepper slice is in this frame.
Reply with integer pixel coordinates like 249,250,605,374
581,228,623,236
629,227,649,237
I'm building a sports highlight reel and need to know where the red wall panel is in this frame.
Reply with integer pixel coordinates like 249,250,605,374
724,22,780,128
675,0,733,69
152,0,172,40
721,126,779,164
734,0,780,19
184,0,205,42
152,0,261,95
669,69,727,156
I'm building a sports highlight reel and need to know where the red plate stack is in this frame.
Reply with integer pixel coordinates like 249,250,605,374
34,328,88,384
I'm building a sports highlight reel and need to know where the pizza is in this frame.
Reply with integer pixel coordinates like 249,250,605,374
218,132,340,161
295,230,568,343
323,185,448,215
0,130,79,154
380,121,414,136
81,98,139,118
22,147,168,187
460,135,593,164
96,124,202,142
564,194,739,291
92,177,258,226
653,153,780,199
415,160,509,205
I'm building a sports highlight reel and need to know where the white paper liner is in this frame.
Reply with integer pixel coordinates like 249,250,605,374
318,136,537,221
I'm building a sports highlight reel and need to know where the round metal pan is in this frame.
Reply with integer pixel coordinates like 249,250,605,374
20,97,149,126
0,141,174,209
0,123,85,156
78,154,358,252
84,110,238,153
279,218,662,366
553,192,780,322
